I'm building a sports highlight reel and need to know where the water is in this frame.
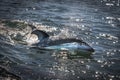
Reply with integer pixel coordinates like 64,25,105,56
0,0,120,80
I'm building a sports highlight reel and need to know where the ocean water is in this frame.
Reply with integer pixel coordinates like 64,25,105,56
0,0,120,80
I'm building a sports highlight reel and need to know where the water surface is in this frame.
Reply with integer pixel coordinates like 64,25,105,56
0,0,120,80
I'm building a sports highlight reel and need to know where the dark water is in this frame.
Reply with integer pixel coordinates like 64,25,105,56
0,0,120,80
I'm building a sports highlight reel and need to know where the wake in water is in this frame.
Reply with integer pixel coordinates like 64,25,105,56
0,20,94,53
0,20,95,80
0,0,120,79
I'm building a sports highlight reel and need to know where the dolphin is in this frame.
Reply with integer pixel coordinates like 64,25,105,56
30,30,94,53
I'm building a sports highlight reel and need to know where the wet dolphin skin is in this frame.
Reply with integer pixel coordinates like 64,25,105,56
29,30,94,52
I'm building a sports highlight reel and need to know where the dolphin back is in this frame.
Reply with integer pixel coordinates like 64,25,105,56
30,30,94,52
45,38,94,52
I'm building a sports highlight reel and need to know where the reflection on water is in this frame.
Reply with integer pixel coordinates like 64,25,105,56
0,0,120,80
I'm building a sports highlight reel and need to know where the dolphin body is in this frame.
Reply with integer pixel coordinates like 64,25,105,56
30,30,94,53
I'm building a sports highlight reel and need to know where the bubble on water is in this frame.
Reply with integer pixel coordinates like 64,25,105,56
82,70,86,74
108,20,113,24
51,53,55,57
119,50,120,52
43,77,47,80
113,49,117,52
81,28,85,30
99,33,106,37
95,9,98,12
70,17,74,19
71,70,74,73
80,61,85,64
70,70,75,75
97,60,103,63
62,56,68,59
25,62,28,64
38,64,41,67
104,62,108,65
33,7,36,10
99,33,118,40
105,17,117,27
111,24,116,27
113,41,117,44
110,75,115,78
33,24,58,32
111,52,115,55
77,76,80,79
101,65,104,67
107,52,115,56
81,25,85,27
95,42,99,45
81,19,83,21
75,19,80,22
95,74,99,78
53,27,77,39
86,65,90,70
96,36,100,39
111,61,115,64
65,69,69,73
107,52,110,55
117,0,120,6
106,17,115,20
106,3,114,6
85,32,90,35
117,18,120,21
58,66,64,71
108,74,117,80
95,71,99,74
26,8,28,11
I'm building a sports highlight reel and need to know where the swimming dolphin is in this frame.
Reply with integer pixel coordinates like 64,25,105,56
30,30,94,52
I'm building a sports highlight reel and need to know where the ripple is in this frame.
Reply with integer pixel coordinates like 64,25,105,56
99,33,118,40
106,3,114,6
0,0,120,80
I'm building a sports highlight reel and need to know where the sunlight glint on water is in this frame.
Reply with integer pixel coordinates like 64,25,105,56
0,0,120,80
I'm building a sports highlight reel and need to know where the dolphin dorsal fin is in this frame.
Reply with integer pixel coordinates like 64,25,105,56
31,30,49,41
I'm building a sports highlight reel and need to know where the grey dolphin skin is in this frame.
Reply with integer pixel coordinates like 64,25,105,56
46,38,94,52
31,30,49,41
31,30,49,46
30,29,94,52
